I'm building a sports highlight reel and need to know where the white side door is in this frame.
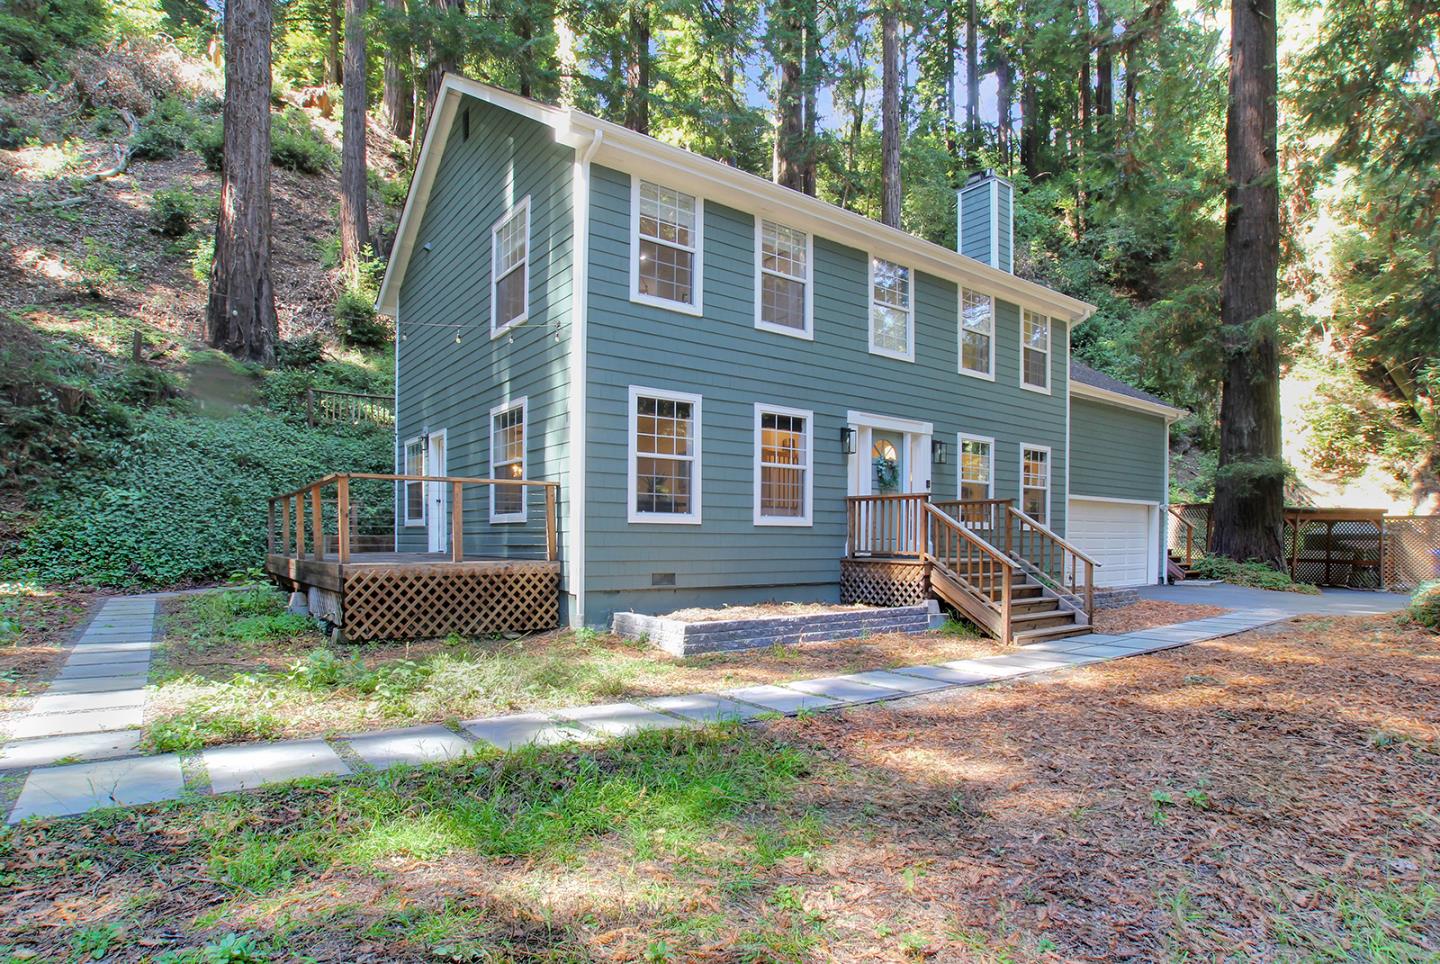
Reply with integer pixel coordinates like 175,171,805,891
426,430,447,553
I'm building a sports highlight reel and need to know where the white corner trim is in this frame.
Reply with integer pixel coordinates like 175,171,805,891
488,396,529,523
629,174,705,317
567,129,602,625
627,384,703,525
753,216,815,341
989,178,1000,270
753,402,814,527
489,195,532,338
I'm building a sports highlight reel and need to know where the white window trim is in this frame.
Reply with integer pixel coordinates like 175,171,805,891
754,218,814,340
629,175,704,316
490,195,531,338
1020,443,1052,524
958,288,996,381
403,435,426,526
1020,309,1053,395
753,402,814,527
956,432,995,502
867,255,915,363
627,384,703,525
488,396,528,523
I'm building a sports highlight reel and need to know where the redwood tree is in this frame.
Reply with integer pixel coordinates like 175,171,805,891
206,0,278,366
340,0,370,275
1211,0,1285,565
380,0,413,140
880,2,901,227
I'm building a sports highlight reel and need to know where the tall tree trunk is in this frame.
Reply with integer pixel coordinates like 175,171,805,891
625,4,650,134
515,12,534,98
943,0,958,169
1020,73,1040,179
424,0,463,130
996,50,1014,172
380,0,413,140
880,3,901,227
1123,44,1137,135
326,0,341,85
556,14,578,106
207,0,277,366
801,5,817,194
965,0,980,157
340,0,370,277
1095,4,1114,125
772,0,805,190
1212,0,1284,566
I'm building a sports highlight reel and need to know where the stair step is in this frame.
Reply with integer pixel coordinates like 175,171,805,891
1010,610,1081,631
1011,584,1044,599
1010,598,1060,615
1012,623,1094,645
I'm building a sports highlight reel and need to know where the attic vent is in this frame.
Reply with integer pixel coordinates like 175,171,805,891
650,572,676,587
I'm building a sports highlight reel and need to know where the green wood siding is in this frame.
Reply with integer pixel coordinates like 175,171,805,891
582,164,1069,622
958,180,991,265
1069,396,1167,503
394,98,574,573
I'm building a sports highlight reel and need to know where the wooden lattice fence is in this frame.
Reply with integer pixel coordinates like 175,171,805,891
1384,516,1440,590
840,559,929,607
343,563,561,641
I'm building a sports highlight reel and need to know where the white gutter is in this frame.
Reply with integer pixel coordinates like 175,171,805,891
1070,381,1187,422
565,129,603,627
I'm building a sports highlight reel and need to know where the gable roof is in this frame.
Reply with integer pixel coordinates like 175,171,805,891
377,74,1096,323
1070,360,1186,421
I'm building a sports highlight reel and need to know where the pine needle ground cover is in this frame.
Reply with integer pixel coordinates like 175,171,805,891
3,614,1435,960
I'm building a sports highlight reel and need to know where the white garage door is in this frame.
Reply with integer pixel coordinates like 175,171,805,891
1068,499,1154,588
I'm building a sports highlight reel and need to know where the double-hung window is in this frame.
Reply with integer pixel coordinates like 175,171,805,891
869,257,914,361
957,434,994,525
756,220,812,338
1021,445,1050,524
629,386,701,523
1021,309,1051,392
403,437,426,525
489,399,527,522
959,289,994,379
491,197,529,336
632,179,701,313
754,404,812,526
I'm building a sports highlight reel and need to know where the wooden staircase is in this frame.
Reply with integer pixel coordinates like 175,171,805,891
1166,505,1201,583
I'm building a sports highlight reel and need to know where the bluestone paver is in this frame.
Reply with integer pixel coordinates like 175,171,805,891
721,684,844,714
63,649,152,667
0,731,144,770
832,669,951,696
7,706,144,740
553,702,691,737
931,659,1024,680
982,653,1080,672
345,725,476,767
782,675,899,703
463,712,596,750
204,740,350,793
639,693,765,723
55,662,151,681
45,674,149,694
8,755,183,822
70,641,154,655
30,688,147,715
886,663,1007,685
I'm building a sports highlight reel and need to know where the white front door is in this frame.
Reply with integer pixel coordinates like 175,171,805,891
426,430,447,553
845,412,934,497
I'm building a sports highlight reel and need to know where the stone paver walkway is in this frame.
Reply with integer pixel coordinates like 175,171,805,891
0,597,157,775
2,606,1293,823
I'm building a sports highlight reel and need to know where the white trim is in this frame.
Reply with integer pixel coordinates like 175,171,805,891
425,429,448,553
958,288,996,381
489,195,531,338
566,130,603,626
377,75,1096,324
845,410,934,436
1020,309,1053,395
627,385,703,525
845,411,934,497
629,175,704,316
754,218,814,340
488,397,528,523
867,256,915,363
402,435,426,526
956,432,995,502
1020,442,1052,525
989,178,1000,270
1070,380,1188,421
1063,337,1071,536
393,305,402,546
753,403,814,527
1065,494,1159,507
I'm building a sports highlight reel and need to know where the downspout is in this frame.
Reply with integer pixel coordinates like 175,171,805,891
567,128,603,627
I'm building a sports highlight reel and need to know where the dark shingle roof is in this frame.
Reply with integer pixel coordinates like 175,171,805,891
1070,361,1178,410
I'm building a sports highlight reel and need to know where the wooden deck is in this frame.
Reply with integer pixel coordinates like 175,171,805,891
265,474,562,641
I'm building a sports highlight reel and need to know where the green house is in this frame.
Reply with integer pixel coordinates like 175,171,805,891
376,75,1185,638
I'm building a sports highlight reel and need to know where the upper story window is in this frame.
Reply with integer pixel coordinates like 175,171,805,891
489,398,527,522
1022,309,1051,392
1021,444,1050,524
869,257,914,362
403,437,426,525
632,179,702,314
491,197,530,336
629,386,702,524
756,220,812,339
959,289,994,379
754,404,812,526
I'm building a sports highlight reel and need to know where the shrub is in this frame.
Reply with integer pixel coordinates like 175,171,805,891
1398,582,1440,631
270,108,335,174
150,187,199,237
190,234,214,283
1187,555,1320,594
129,95,196,160
275,334,325,369
193,116,223,171
333,287,388,348
0,0,108,92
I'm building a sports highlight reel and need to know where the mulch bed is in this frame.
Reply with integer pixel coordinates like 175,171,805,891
1092,598,1230,635
0,589,95,714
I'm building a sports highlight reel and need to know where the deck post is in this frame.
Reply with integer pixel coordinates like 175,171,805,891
336,476,351,564
545,484,558,561
1000,565,1013,645
451,481,464,563
1084,561,1095,622
294,494,305,558
281,497,291,556
311,485,324,561
306,387,315,427
266,501,275,554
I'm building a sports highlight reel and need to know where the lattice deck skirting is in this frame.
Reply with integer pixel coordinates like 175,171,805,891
342,562,560,641
840,559,929,608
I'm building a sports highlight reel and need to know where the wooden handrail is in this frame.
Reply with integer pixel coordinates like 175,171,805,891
923,503,1018,643
1006,505,1098,622
1006,506,1102,567
1166,504,1198,567
846,492,930,558
269,473,559,504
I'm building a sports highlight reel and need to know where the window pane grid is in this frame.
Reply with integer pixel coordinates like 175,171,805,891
1022,447,1049,522
639,181,696,249
758,411,808,520
491,406,525,517
404,440,426,522
761,221,806,279
1023,310,1050,388
961,290,993,374
871,259,911,355
759,221,808,331
634,396,695,516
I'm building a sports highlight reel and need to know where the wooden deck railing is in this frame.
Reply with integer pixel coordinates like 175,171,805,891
267,473,559,565
924,503,1016,642
932,497,1012,541
846,493,931,557
1006,505,1097,620
306,388,395,428
1167,504,1199,567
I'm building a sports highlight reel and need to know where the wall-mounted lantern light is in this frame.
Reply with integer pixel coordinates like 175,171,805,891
840,426,857,456
931,439,948,464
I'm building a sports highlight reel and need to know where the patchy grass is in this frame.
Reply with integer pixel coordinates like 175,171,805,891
144,587,1004,751
3,614,1437,959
